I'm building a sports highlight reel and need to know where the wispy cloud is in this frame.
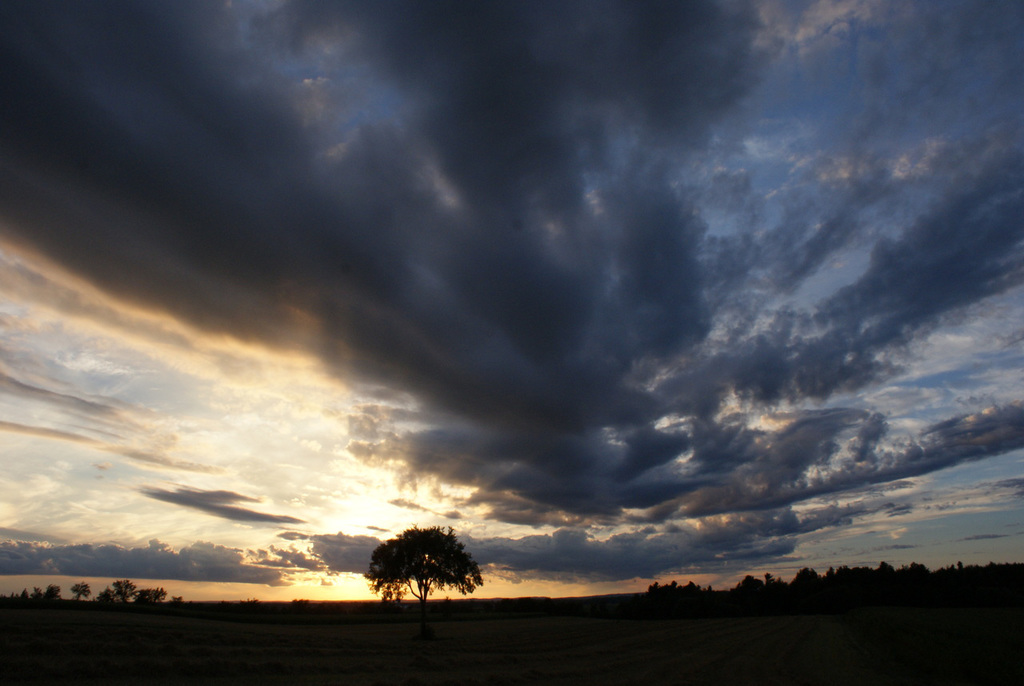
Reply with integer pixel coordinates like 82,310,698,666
142,487,304,525
0,420,219,473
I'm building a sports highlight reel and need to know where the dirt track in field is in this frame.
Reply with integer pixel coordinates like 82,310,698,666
2,608,1020,685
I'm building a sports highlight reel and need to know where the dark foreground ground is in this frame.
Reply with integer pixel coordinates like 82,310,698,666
2,606,1022,685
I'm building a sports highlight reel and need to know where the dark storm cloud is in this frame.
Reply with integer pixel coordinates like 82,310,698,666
355,421,697,525
0,0,760,427
847,1,1024,145
694,142,1024,408
391,400,1022,527
394,402,1024,524
674,409,885,517
673,404,1024,519
273,0,762,209
461,503,868,581
0,539,286,584
2,0,1024,557
141,486,305,524
903,404,1024,476
813,152,1024,360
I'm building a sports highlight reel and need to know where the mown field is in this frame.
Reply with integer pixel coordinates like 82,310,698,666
2,606,1022,685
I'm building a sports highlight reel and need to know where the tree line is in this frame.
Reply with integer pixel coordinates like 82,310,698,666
3,579,182,605
617,561,1024,619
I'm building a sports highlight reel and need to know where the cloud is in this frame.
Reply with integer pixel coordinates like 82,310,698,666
0,528,63,545
0,247,206,357
249,546,326,572
0,539,287,585
961,534,1008,542
291,531,382,575
462,503,865,582
0,371,124,421
0,420,220,473
388,498,463,520
0,0,761,431
141,486,305,525
0,0,1023,580
0,419,107,446
675,404,1024,519
910,404,1024,471
993,478,1024,498
383,402,1024,527
388,498,430,513
874,543,918,552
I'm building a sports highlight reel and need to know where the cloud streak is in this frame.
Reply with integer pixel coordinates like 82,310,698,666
141,487,305,525
0,420,219,473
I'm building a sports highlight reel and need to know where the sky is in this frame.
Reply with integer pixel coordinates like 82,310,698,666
1,0,1024,602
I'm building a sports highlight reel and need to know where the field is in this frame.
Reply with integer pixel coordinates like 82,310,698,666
2,607,1022,685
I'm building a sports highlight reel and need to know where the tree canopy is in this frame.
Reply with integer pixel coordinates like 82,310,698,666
111,579,137,603
365,526,482,637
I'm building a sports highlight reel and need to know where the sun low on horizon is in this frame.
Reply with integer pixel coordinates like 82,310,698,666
2,0,1024,603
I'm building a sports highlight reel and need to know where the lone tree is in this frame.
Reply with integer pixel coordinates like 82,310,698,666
365,526,483,638
70,582,91,600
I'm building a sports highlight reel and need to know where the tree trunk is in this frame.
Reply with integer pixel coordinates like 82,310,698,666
419,596,428,638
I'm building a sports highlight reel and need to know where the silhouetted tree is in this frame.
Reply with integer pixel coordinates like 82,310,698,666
134,587,167,604
365,526,483,638
738,575,764,592
70,582,91,600
731,575,767,614
111,579,137,603
790,567,821,593
30,587,44,600
96,586,115,602
42,584,61,600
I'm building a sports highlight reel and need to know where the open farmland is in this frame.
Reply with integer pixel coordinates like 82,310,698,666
2,607,1022,685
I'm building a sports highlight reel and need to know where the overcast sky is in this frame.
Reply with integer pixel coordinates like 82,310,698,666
2,0,1023,601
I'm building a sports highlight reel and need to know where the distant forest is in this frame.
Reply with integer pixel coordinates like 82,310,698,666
611,561,1024,620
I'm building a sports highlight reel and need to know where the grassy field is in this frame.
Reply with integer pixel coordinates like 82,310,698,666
2,606,1022,685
